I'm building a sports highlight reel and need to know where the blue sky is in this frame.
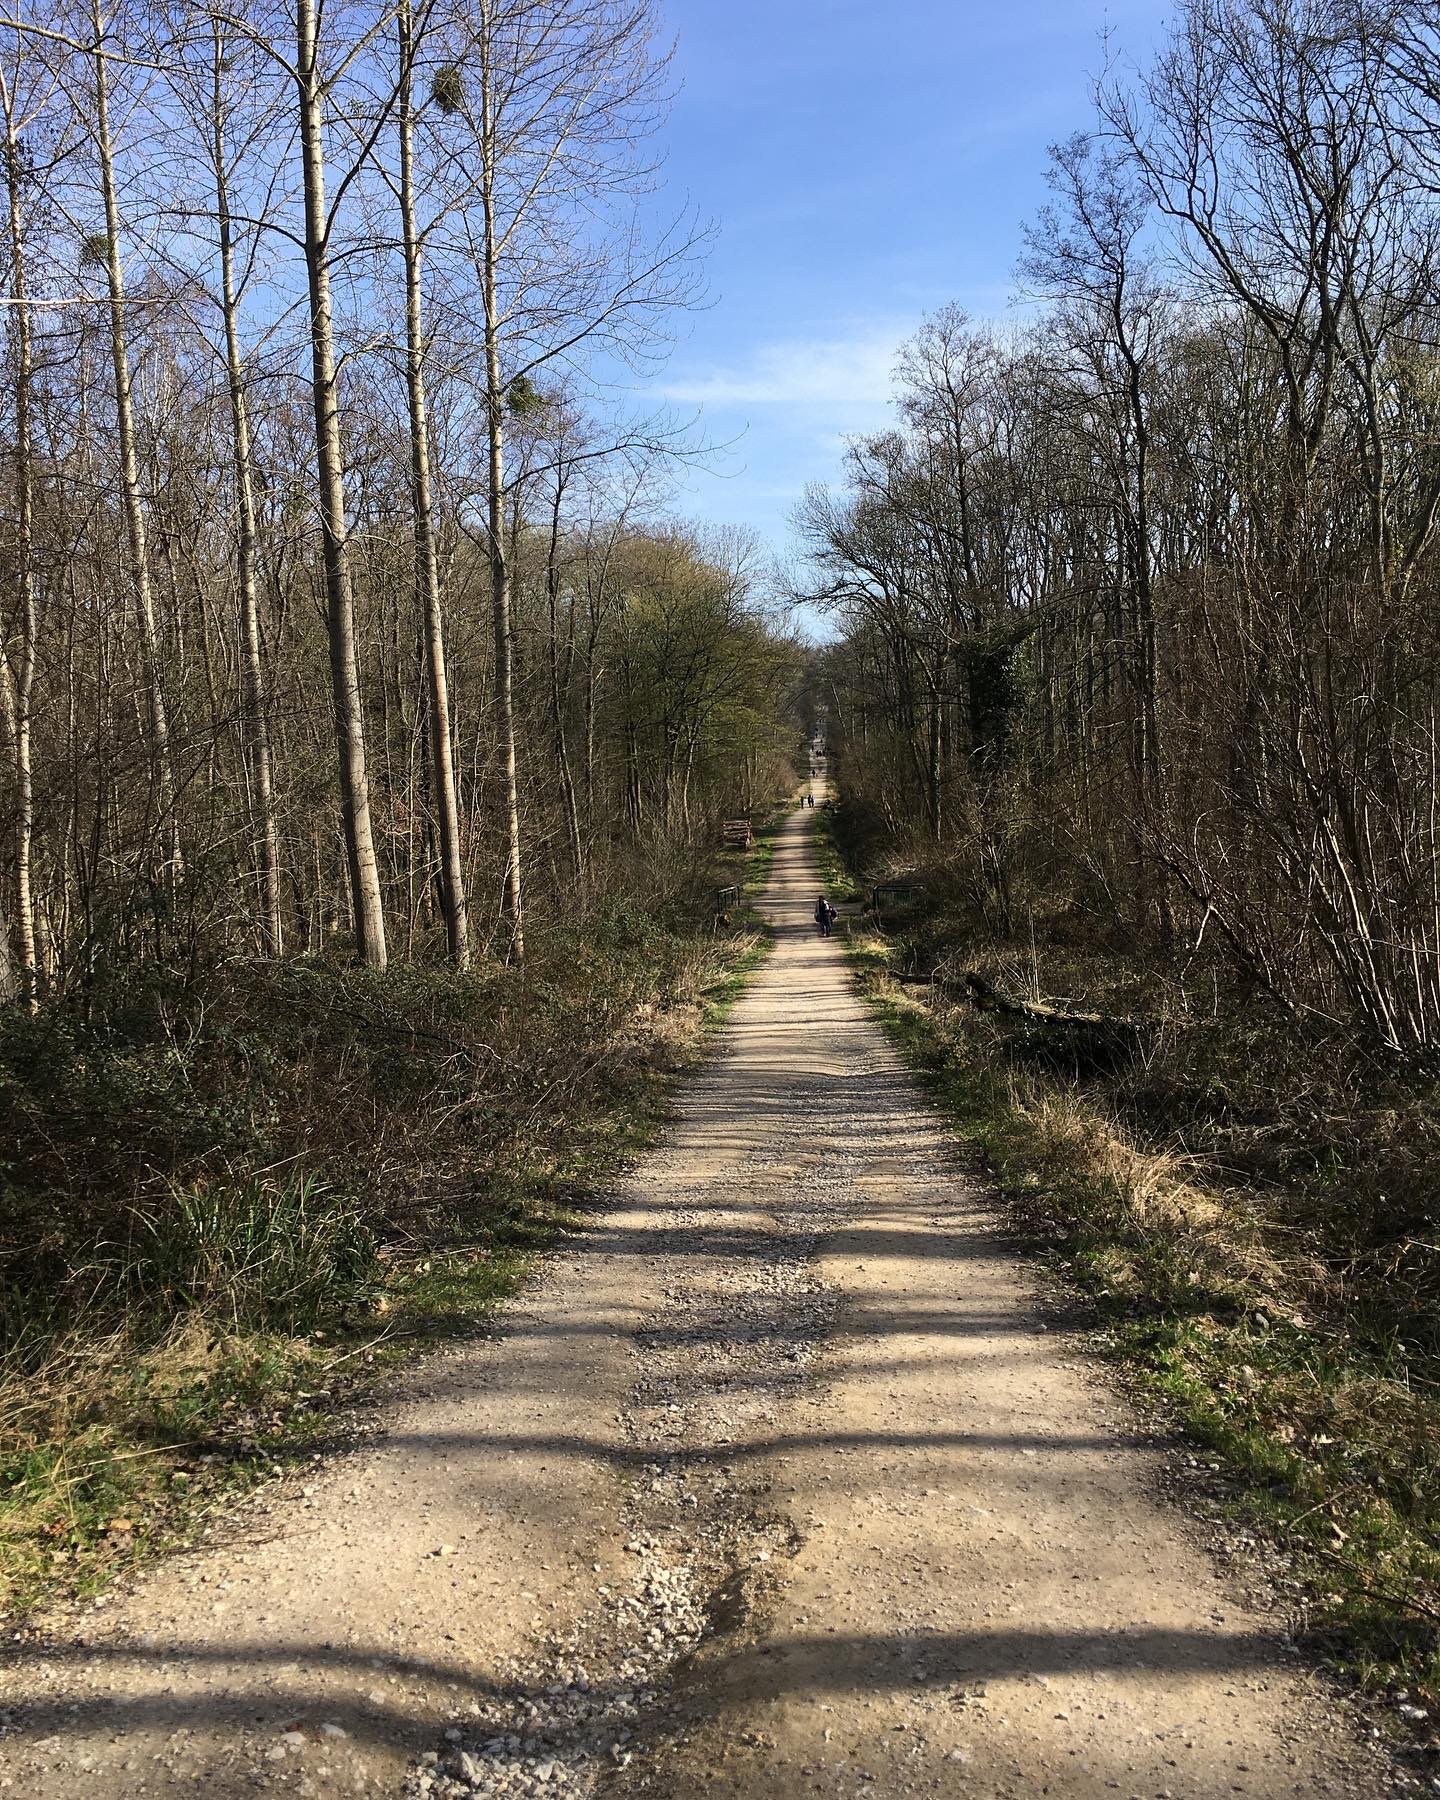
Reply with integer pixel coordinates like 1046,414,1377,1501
641,0,1174,559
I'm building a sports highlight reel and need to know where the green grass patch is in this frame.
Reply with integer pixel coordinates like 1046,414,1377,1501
700,932,773,1026
812,802,864,905
740,802,791,899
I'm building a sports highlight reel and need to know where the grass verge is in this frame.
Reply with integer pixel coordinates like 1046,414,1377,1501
846,931,1440,1755
812,801,864,905
2,870,775,1623
738,800,791,900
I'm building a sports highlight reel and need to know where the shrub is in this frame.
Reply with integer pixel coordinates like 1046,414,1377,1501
133,1174,378,1334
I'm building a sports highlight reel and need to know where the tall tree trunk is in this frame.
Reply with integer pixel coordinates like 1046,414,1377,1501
1122,341,1169,939
544,482,585,886
398,0,469,967
583,593,601,832
0,890,14,1003
478,6,524,957
210,21,283,956
295,0,388,967
90,1,183,887
2,95,37,1006
621,655,642,834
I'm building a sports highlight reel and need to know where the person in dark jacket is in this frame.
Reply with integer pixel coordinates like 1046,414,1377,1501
814,894,833,937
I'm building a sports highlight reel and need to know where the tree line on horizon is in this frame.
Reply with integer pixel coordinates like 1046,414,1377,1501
0,0,798,1002
806,0,1440,1056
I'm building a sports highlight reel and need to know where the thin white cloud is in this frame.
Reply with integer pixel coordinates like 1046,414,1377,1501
660,326,903,409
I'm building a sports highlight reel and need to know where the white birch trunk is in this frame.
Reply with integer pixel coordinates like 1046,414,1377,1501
2,93,37,1005
295,0,388,967
209,21,283,955
478,5,524,957
398,0,469,967
90,0,183,887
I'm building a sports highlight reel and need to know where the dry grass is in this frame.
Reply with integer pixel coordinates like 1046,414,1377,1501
0,898,772,1620
863,954,1440,1717
1011,1080,1299,1300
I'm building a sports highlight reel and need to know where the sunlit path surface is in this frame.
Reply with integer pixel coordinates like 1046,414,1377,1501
0,789,1381,1798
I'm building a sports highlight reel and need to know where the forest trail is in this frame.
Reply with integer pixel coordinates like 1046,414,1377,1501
0,794,1385,1800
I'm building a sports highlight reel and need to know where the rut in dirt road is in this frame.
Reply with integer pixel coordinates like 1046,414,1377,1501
0,794,1387,1800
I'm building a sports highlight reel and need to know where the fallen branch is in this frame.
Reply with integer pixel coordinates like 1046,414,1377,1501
960,971,1119,1030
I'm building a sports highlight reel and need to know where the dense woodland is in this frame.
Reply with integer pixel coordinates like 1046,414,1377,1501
0,0,796,997
808,0,1440,1059
794,1,1440,1690
4,0,1440,1709
0,0,800,1410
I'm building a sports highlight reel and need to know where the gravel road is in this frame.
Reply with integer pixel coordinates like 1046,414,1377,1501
0,795,1390,1798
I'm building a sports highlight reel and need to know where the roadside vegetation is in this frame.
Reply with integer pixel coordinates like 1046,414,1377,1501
800,0,1440,1743
809,801,863,908
839,867,1440,1714
0,0,808,1619
0,834,780,1618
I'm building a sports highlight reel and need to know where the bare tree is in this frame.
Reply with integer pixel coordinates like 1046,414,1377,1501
393,0,469,964
76,0,185,887
1020,132,1168,918
0,0,751,997
0,43,44,1002
291,0,389,964
435,0,698,956
815,0,1440,1051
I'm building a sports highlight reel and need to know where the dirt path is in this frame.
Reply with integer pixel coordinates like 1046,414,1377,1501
0,797,1388,1799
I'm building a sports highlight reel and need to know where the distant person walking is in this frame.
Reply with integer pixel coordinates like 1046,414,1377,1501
814,894,836,938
